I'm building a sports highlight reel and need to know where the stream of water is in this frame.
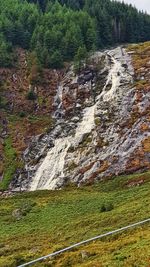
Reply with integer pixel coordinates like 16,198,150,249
29,47,129,190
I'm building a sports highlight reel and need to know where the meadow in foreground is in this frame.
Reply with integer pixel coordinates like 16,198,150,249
0,171,150,266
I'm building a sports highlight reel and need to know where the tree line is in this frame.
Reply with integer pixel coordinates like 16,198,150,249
0,0,150,68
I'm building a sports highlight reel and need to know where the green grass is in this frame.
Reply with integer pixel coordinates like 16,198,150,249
0,138,17,190
0,171,150,266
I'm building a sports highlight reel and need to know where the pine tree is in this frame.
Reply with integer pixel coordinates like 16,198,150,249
50,50,63,69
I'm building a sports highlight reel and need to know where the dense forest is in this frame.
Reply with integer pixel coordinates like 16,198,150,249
0,0,150,68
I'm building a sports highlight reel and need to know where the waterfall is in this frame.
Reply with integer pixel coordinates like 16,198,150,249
30,138,71,190
29,104,96,190
29,47,133,191
53,85,64,119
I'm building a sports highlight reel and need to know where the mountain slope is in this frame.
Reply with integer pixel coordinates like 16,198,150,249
1,0,150,69
8,43,150,191
1,42,150,191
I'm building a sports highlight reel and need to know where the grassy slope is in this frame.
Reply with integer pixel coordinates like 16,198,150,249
0,171,150,266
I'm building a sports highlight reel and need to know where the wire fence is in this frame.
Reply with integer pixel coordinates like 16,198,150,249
18,218,150,267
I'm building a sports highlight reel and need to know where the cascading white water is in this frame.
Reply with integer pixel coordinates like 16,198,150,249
73,105,95,146
53,85,64,119
30,138,71,190
101,57,121,101
29,47,131,191
97,48,128,102
29,104,96,190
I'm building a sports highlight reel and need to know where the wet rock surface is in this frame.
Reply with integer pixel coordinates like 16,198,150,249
10,46,150,191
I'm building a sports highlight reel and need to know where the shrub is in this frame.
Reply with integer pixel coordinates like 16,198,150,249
19,201,36,216
19,111,26,118
100,202,114,212
27,90,37,101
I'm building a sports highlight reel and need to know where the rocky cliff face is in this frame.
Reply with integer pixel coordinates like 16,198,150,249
10,44,150,191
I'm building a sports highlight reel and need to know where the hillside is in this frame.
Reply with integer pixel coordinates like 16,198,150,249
1,1,150,266
0,1,150,191
0,171,150,266
0,48,64,190
1,42,149,191
1,0,150,69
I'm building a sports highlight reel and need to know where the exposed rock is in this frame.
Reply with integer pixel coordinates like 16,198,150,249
71,116,80,123
81,251,89,259
12,209,22,220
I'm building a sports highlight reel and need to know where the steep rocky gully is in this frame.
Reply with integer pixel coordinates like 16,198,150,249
8,45,150,191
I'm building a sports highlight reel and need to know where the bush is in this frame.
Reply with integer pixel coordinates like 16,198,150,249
100,202,114,212
27,90,37,101
19,201,36,216
19,111,26,118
